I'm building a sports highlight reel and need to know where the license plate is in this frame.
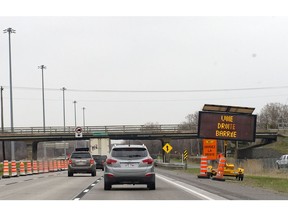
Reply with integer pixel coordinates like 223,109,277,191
121,163,138,167
76,160,86,165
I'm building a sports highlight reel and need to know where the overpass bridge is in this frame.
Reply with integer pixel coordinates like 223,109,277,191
0,124,281,160
0,124,280,142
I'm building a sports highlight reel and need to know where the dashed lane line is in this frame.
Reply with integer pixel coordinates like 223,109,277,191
72,177,103,200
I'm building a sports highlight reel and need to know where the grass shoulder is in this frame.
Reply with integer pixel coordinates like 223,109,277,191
180,167,288,194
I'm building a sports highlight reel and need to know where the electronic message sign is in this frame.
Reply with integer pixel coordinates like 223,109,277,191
198,111,257,142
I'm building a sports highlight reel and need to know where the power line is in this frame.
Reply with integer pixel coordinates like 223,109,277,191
3,85,288,93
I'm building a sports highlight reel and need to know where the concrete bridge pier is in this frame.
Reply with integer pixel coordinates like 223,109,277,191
26,141,38,161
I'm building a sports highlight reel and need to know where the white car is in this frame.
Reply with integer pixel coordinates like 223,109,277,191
276,154,288,169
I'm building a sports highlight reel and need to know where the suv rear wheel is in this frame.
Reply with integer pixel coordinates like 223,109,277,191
104,181,111,190
91,170,96,176
68,171,73,177
147,182,155,190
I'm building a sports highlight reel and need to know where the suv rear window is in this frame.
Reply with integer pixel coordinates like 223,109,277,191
111,148,148,158
71,152,91,158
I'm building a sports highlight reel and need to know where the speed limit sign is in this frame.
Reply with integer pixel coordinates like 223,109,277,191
75,127,83,138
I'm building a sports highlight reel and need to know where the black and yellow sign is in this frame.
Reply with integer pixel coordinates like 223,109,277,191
183,150,188,160
198,111,257,142
163,143,173,154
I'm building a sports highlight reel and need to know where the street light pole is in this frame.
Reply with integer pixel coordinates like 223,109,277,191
82,107,86,130
1,86,5,160
3,27,16,160
61,87,66,131
38,65,46,132
1,86,4,132
73,101,77,127
3,28,15,132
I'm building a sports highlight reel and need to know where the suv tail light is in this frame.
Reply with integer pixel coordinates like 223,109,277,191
142,158,153,164
90,159,95,165
69,159,72,164
106,158,117,164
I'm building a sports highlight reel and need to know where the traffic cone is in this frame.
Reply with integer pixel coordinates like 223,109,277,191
26,161,33,175
212,157,226,181
2,160,10,178
197,155,210,179
19,161,26,176
32,160,39,174
11,160,18,177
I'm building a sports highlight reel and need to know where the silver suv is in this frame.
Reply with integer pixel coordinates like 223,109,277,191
104,144,155,190
276,154,288,169
68,148,96,177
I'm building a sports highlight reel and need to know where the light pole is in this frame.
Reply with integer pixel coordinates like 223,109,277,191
38,65,46,132
73,101,77,127
3,28,15,132
4,27,16,160
82,107,86,130
1,86,4,132
61,87,66,131
1,86,5,160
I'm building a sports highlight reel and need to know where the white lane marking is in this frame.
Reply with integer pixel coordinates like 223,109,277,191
83,189,89,193
156,174,226,200
91,184,95,186
74,198,80,200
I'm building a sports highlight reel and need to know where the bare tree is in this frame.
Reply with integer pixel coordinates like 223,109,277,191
179,111,198,130
257,103,288,129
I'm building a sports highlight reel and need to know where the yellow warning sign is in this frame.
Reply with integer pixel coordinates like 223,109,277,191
183,149,188,160
163,143,173,154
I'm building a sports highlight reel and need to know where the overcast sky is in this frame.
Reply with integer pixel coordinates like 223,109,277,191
1,14,288,127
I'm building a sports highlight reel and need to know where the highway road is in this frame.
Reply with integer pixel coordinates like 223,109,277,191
0,168,287,200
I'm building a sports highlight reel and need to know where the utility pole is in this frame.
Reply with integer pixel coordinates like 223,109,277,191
38,65,46,132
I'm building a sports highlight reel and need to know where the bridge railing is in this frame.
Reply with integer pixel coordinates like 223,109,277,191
0,124,198,135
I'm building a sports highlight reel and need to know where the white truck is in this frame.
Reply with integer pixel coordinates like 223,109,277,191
90,138,110,156
276,154,288,169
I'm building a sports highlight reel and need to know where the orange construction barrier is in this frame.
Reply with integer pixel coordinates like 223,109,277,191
49,160,54,172
19,161,26,176
212,157,226,181
38,161,44,173
53,160,57,172
26,161,32,175
11,160,18,177
64,160,68,170
43,160,49,173
32,160,39,174
57,160,61,171
197,155,209,179
60,160,64,170
2,160,10,178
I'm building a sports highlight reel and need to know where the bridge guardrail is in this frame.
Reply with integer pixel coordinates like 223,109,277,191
0,124,198,135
